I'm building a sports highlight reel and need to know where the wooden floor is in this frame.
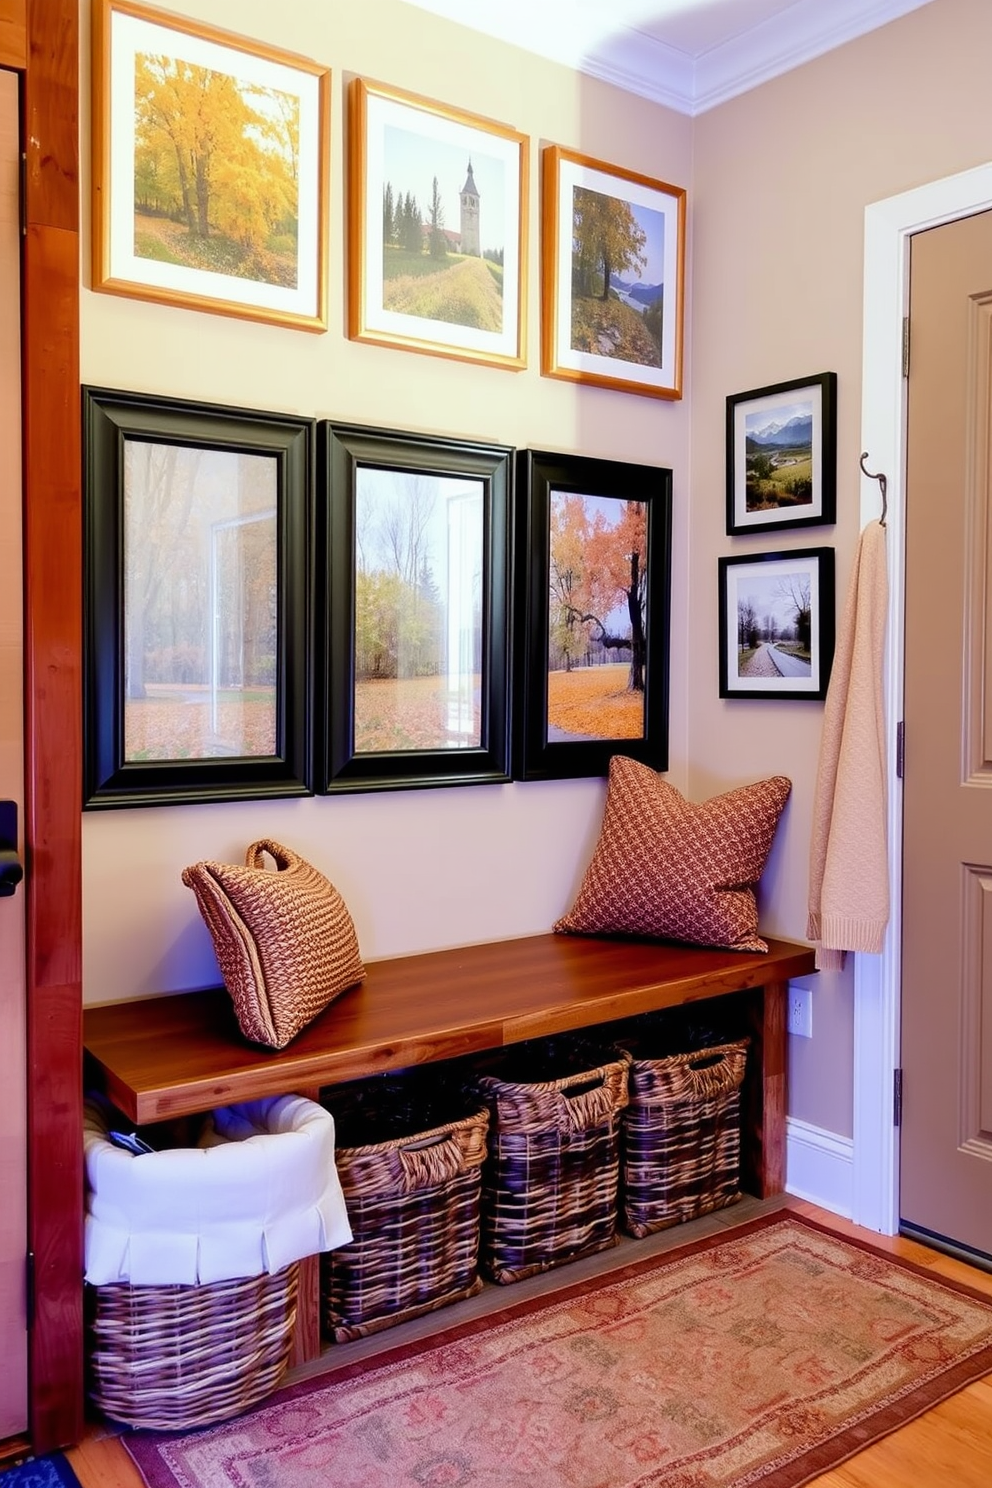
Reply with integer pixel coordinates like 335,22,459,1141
60,1197,992,1488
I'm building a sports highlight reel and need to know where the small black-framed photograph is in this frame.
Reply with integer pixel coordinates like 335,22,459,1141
320,423,512,792
514,449,672,781
726,372,836,535
83,387,314,807
718,547,835,701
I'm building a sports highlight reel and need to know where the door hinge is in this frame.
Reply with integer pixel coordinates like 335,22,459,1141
896,720,905,779
902,316,910,378
893,1068,903,1128
25,1251,35,1329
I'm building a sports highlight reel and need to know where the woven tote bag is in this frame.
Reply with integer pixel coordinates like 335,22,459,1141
182,839,364,1049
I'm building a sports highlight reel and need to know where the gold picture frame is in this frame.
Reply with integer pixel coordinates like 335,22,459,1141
348,77,528,370
91,0,330,331
542,145,685,400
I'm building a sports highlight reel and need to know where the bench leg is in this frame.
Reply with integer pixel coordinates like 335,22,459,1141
741,980,787,1199
289,1087,323,1366
290,1255,321,1366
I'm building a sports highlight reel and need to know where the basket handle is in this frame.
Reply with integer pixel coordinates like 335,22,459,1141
396,1133,466,1191
685,1052,726,1072
558,1072,619,1131
671,1046,748,1101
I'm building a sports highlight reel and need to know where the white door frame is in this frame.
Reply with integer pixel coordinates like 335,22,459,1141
855,162,992,1234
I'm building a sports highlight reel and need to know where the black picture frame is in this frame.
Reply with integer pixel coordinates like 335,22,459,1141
718,547,835,701
514,449,672,781
726,372,837,535
319,423,512,792
83,387,313,808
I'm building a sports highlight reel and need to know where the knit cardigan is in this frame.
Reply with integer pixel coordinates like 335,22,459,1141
807,520,889,970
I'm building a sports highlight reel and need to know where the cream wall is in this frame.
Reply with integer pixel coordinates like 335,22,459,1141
81,0,992,1148
79,2,694,998
690,0,992,1134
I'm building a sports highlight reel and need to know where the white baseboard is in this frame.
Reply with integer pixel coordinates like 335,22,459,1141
785,1116,855,1219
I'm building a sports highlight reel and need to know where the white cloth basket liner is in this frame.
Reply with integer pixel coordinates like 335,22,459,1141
84,1094,352,1286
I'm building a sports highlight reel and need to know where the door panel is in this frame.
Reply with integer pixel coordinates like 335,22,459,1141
901,207,992,1257
0,65,27,1439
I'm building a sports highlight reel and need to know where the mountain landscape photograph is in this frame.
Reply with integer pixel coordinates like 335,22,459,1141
744,396,815,511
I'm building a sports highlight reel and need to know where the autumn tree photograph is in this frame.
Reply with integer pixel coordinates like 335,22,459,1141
569,185,666,368
132,50,301,288
547,492,648,741
353,468,484,754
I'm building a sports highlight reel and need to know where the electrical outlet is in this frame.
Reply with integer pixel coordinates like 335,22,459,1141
787,984,813,1039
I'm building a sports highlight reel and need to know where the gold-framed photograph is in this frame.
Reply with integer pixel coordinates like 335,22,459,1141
91,0,330,330
348,78,528,370
542,145,685,400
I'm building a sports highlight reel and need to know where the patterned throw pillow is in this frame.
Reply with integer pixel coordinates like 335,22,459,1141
554,757,792,953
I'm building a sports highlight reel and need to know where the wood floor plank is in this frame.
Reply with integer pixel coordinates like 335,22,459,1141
66,1434,144,1488
922,1253,992,1296
813,1400,992,1488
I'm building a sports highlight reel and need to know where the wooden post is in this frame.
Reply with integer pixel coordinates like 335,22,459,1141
740,981,787,1199
23,0,83,1451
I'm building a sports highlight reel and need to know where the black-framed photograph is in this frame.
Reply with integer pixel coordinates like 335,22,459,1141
726,372,836,534
320,423,512,792
718,547,835,701
83,387,313,807
514,450,672,781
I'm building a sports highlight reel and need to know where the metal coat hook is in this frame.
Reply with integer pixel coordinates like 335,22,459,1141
859,452,888,526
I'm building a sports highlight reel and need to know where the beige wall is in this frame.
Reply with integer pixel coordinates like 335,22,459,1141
80,0,992,1143
79,1,693,1000
690,0,992,1133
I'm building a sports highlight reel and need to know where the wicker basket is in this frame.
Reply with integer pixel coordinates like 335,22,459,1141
86,1264,299,1431
475,1040,630,1285
620,1038,749,1237
321,1078,490,1343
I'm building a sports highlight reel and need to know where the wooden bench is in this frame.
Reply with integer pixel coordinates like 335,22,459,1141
83,931,816,1366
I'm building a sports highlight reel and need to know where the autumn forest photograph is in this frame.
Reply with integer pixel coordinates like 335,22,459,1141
353,468,484,755
547,493,648,742
123,443,279,764
131,50,301,288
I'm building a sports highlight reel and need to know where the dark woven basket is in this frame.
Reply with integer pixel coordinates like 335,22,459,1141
474,1039,630,1286
86,1264,299,1431
620,1038,749,1236
321,1077,489,1343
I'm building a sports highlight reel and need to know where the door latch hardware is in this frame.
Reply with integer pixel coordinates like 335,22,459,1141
0,799,23,897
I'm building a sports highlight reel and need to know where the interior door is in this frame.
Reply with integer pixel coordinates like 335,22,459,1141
0,64,27,1439
901,207,992,1261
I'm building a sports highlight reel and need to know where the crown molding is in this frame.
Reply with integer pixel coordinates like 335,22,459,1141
398,0,935,116
689,0,936,114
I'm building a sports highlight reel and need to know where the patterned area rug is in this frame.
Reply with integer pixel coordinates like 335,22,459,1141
125,1213,992,1488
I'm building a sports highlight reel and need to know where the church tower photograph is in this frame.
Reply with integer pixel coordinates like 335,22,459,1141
459,159,480,256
